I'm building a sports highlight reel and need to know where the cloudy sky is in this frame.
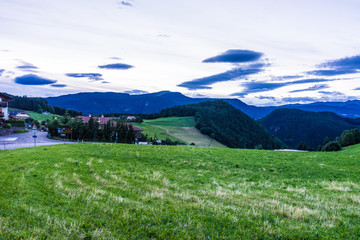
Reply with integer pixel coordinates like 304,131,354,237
1,0,360,106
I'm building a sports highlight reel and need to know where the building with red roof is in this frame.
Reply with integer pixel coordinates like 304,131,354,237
76,115,143,135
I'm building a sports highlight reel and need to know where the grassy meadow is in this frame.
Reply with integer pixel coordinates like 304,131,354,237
27,111,61,122
9,108,61,122
133,117,225,148
1,143,360,239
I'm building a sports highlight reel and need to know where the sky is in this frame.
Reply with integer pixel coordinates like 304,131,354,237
1,0,360,106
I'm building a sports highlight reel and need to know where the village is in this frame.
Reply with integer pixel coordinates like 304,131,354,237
0,93,165,148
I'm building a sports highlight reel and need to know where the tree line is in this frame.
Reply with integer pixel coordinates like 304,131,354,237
47,114,137,143
8,95,81,117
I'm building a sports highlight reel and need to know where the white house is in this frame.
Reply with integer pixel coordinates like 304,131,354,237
0,93,13,121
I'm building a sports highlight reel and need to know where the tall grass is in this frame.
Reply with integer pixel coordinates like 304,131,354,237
0,143,360,239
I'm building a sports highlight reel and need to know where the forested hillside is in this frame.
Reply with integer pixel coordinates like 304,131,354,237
157,100,285,149
7,94,81,117
259,108,360,149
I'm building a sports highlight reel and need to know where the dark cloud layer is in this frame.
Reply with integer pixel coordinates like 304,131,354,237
16,63,38,70
321,55,360,70
231,78,331,97
178,49,266,90
66,73,103,81
319,91,345,96
178,64,265,90
256,96,276,101
308,55,360,76
281,97,318,102
202,49,263,63
14,74,57,85
98,63,134,70
290,84,328,93
307,69,358,76
51,84,67,88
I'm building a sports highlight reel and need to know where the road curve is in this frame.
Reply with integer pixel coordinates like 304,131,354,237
0,131,73,150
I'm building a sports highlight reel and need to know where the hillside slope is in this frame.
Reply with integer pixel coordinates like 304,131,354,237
133,117,226,147
1,143,360,239
259,108,360,149
159,100,285,149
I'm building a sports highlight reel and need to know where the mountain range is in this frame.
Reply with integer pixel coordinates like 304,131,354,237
46,91,360,118
259,108,360,149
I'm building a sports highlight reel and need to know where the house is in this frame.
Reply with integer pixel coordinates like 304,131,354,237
9,111,31,120
0,93,13,121
127,116,136,121
77,115,143,137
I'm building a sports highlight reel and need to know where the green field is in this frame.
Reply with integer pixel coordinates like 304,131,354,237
1,144,360,239
27,111,61,122
133,117,226,148
9,108,61,122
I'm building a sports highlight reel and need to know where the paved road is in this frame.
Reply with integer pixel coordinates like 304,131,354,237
0,131,73,150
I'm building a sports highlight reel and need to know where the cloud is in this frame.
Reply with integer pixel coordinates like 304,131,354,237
278,75,303,79
123,89,149,95
202,49,263,63
307,55,360,76
51,84,67,88
16,62,38,70
354,87,360,91
157,34,170,38
321,55,360,70
290,84,328,93
66,73,103,81
14,74,57,85
318,91,345,96
178,63,265,90
0,69,4,76
119,1,133,7
307,69,358,76
102,81,110,84
231,78,331,97
281,97,319,103
255,96,276,101
98,63,134,70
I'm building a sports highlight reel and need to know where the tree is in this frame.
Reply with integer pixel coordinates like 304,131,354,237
322,141,342,152
337,129,360,147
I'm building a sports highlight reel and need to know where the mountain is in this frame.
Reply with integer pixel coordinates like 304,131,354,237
47,91,360,118
276,101,360,119
157,100,286,149
259,108,360,149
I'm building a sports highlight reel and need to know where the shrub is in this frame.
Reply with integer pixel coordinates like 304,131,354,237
4,123,12,129
15,129,28,133
6,120,25,127
337,129,360,147
322,141,342,152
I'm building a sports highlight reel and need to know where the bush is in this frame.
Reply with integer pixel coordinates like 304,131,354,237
322,141,342,152
337,129,360,147
4,123,12,129
7,120,25,127
15,129,28,133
